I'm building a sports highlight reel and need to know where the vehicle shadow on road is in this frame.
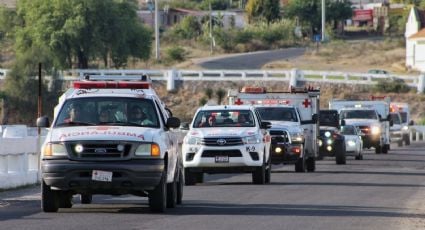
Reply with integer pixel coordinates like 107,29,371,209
174,202,425,218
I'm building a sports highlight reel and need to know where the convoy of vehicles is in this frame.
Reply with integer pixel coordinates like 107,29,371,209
227,86,320,172
37,75,183,213
182,105,272,185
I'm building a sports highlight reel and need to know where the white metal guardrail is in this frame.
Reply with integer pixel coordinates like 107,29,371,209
0,125,425,190
65,69,425,93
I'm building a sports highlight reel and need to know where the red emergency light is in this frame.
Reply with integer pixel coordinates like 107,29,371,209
241,86,266,93
73,81,151,89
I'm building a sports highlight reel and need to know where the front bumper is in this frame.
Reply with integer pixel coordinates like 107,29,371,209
390,130,403,143
42,159,164,194
270,143,302,164
318,138,344,157
183,143,265,171
361,134,381,148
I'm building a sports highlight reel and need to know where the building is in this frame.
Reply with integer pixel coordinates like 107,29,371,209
405,7,425,72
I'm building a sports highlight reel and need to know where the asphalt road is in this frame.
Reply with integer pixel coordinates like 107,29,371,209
199,47,306,70
1,142,425,230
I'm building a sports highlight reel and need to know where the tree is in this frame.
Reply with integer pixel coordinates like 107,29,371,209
15,0,152,69
246,0,280,24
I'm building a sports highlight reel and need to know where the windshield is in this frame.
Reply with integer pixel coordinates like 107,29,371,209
399,112,407,123
55,97,160,128
390,113,401,124
340,125,357,135
193,110,255,128
256,107,298,122
340,110,377,120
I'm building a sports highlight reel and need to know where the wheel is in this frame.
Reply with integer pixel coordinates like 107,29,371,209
176,168,184,205
375,145,382,154
149,171,167,213
355,154,363,160
382,144,389,154
41,181,59,213
58,192,73,208
295,157,305,172
404,135,410,145
166,174,177,208
306,157,316,172
335,143,346,165
265,155,272,184
184,168,197,186
80,194,92,204
252,158,266,184
397,140,403,147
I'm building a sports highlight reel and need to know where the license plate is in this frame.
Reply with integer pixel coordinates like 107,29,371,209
92,170,113,182
215,156,229,163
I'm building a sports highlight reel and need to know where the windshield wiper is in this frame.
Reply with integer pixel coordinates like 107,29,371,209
98,121,145,127
56,121,95,127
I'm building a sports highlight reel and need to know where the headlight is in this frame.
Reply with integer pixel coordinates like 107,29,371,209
185,136,202,145
371,126,381,135
243,135,261,144
318,139,323,146
326,139,333,145
347,140,356,147
42,143,67,157
135,143,160,157
324,131,331,137
290,132,304,143
402,126,408,131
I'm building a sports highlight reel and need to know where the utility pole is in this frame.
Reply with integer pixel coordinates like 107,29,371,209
321,0,325,42
155,0,160,60
209,1,213,55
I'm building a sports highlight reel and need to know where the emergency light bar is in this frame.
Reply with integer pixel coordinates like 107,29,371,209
240,86,266,93
73,81,151,89
82,74,151,82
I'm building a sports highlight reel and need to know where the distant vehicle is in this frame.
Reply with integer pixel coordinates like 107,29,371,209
389,112,403,147
318,109,346,165
340,125,363,160
368,69,389,75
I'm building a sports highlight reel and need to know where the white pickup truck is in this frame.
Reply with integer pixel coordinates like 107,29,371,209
182,105,272,185
37,75,182,213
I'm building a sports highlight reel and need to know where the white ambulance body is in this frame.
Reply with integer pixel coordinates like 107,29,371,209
329,100,391,154
37,75,183,213
228,86,320,172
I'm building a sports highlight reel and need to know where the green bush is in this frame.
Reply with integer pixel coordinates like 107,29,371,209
199,97,208,106
169,16,202,40
373,78,410,93
165,46,186,62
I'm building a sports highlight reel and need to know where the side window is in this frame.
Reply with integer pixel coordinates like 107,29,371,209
154,99,167,128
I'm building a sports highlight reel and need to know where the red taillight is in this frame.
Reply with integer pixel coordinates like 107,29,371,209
73,81,150,89
291,147,301,154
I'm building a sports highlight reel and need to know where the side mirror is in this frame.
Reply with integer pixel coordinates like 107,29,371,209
340,119,346,126
312,114,318,123
389,119,394,127
166,117,181,128
36,116,50,128
179,122,190,130
261,121,272,129
165,108,173,117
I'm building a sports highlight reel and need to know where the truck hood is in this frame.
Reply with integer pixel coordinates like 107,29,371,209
344,119,380,127
268,122,301,133
188,127,258,138
46,126,155,142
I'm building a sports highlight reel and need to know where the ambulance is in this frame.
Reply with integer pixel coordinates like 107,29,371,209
36,74,182,213
390,102,412,145
329,99,391,154
228,86,320,172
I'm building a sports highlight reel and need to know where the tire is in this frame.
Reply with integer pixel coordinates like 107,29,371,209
177,168,184,205
375,145,382,154
295,157,305,172
404,135,410,145
58,192,73,208
382,144,389,154
355,154,363,160
252,158,266,184
306,157,316,172
149,171,167,213
335,143,346,165
80,194,92,204
166,175,177,208
397,140,403,147
41,181,59,213
184,168,197,186
265,155,272,184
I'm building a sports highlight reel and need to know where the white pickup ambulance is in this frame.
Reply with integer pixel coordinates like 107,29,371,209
37,75,182,213
329,99,391,154
228,86,320,172
182,105,272,185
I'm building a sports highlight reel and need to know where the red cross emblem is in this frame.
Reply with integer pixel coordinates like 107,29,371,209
302,99,311,108
235,98,243,105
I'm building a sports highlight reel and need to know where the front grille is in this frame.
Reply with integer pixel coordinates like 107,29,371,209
358,126,370,134
269,130,289,143
201,137,243,146
67,141,132,160
202,150,242,157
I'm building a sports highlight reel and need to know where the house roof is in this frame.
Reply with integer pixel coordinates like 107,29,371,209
408,28,425,39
